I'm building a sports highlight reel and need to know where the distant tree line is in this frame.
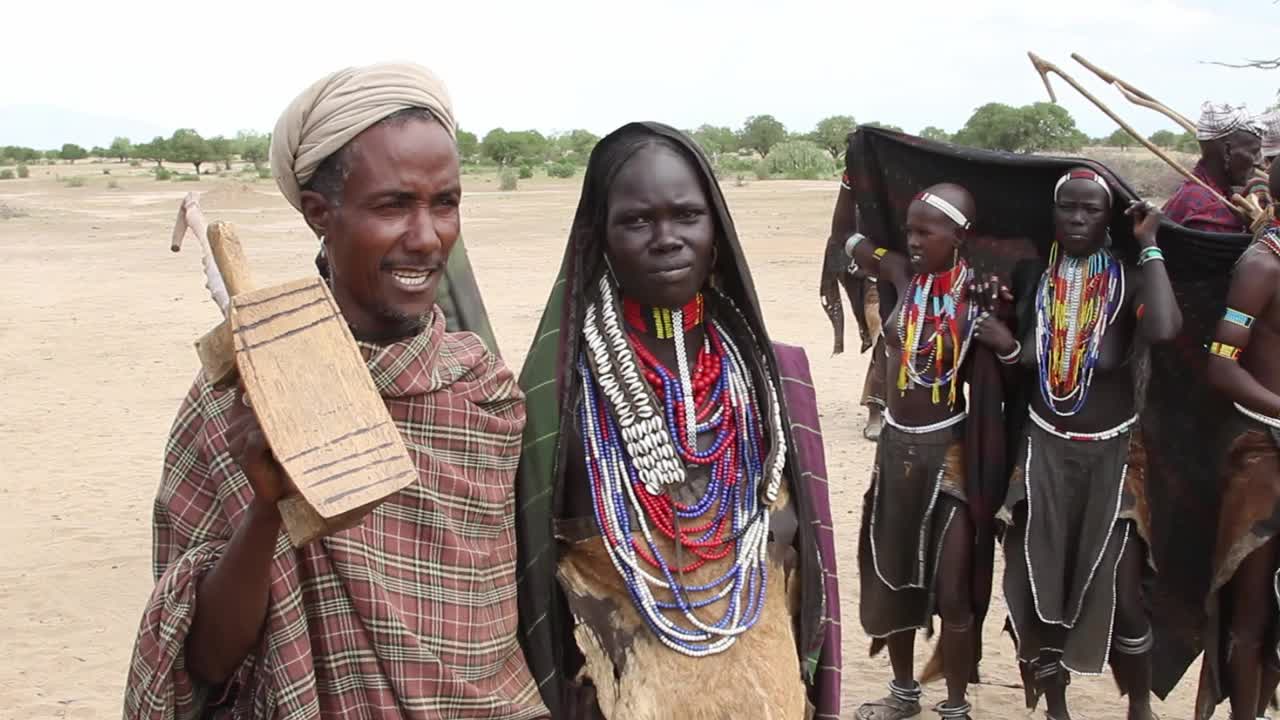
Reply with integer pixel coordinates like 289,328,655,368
0,106,1201,179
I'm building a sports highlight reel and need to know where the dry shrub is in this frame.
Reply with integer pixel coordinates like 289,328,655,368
0,202,27,219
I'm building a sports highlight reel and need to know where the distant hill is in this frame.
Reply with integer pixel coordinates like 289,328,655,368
0,105,169,150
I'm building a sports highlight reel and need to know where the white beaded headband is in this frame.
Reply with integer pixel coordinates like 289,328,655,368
914,191,971,229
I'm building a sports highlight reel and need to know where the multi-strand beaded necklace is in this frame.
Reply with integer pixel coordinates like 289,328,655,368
577,276,786,656
1035,243,1125,417
1257,226,1280,259
895,259,978,408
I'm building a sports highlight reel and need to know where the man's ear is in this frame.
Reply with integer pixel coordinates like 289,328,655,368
299,190,333,239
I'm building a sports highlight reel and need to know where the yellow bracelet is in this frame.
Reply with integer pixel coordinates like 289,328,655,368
1210,341,1242,360
873,247,888,260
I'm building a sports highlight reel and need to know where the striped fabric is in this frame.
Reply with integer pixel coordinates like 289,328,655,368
124,310,549,720
773,343,844,719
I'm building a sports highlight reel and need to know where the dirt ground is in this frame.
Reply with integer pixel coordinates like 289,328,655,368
0,161,1211,718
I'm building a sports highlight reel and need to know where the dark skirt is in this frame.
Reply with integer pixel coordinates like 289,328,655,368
1001,418,1149,675
858,418,966,639
1195,414,1280,720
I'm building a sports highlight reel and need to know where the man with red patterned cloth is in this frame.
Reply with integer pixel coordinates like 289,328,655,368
1163,102,1262,234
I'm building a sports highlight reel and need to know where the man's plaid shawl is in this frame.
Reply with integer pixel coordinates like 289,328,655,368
123,311,549,720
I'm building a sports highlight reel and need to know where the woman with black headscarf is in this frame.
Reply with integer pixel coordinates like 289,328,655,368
512,122,841,719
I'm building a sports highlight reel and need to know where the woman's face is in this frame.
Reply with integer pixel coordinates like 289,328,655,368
1053,179,1111,257
604,144,716,308
904,201,961,274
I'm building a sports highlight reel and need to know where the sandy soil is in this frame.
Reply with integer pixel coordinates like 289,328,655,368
0,162,1211,718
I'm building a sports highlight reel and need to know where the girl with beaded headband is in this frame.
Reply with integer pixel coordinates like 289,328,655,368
977,167,1181,720
845,183,1013,720
1194,159,1280,720
512,123,841,720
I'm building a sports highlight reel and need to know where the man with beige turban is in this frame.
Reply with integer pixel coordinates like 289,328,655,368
123,62,549,720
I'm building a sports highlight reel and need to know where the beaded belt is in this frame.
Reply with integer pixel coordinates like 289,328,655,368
1234,402,1280,430
1030,409,1137,442
884,409,967,435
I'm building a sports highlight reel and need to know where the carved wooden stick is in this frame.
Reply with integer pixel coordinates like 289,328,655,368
170,192,230,313
1028,52,1245,213
1071,53,1197,134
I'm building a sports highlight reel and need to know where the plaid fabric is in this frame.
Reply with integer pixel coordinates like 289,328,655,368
1162,160,1247,234
124,311,549,720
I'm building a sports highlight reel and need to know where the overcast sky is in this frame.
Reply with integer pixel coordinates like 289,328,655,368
3,0,1278,148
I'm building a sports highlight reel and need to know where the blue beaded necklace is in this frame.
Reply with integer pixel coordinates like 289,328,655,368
577,285,783,656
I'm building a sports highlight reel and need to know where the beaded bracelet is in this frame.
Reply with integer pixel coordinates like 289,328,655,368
843,232,865,258
1225,307,1255,329
1138,246,1165,267
1209,341,1242,360
997,340,1022,365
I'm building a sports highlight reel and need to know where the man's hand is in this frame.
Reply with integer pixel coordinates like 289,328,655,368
225,386,294,506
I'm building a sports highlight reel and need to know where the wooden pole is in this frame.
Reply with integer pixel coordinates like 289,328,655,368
1027,52,1238,210
1071,53,1197,133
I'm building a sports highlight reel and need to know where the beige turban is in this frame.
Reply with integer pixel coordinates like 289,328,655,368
270,62,457,211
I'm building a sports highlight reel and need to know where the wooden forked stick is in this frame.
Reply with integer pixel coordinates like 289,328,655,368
1028,52,1243,212
170,192,231,314
1071,53,1197,134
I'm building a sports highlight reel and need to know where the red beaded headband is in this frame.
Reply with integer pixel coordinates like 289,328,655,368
1055,168,1112,203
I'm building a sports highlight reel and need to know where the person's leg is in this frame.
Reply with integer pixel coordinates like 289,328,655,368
1229,537,1280,720
856,630,922,720
936,509,975,718
1110,532,1154,720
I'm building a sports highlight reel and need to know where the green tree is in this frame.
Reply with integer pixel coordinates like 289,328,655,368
1013,102,1083,152
481,128,520,167
920,126,952,142
1104,128,1133,150
690,124,738,158
864,121,904,133
510,130,549,166
763,140,836,179
168,129,214,174
1175,130,1199,153
739,115,788,157
952,103,1084,152
60,143,88,163
91,146,110,159
1149,130,1178,148
236,131,269,169
108,137,133,162
455,129,479,162
134,136,169,167
2,146,40,163
811,115,857,161
207,136,237,170
556,129,599,164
